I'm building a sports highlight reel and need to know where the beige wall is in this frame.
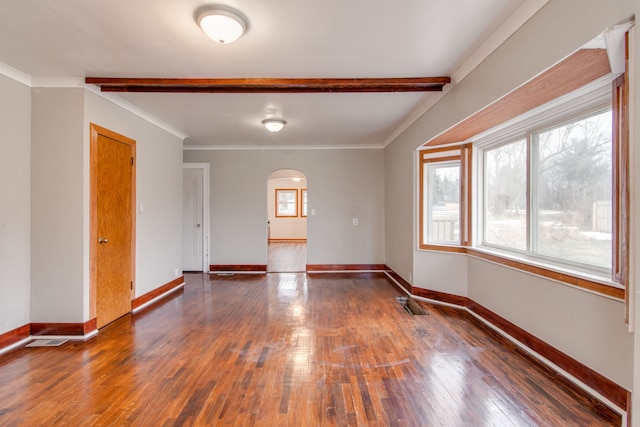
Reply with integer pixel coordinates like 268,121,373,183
384,0,637,403
84,91,184,302
183,148,385,266
13,86,184,326
0,74,31,333
31,88,85,322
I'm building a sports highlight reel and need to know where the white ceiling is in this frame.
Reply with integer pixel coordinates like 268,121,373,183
0,0,541,148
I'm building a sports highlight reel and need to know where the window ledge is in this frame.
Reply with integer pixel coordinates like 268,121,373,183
418,244,467,253
416,244,624,300
467,246,624,300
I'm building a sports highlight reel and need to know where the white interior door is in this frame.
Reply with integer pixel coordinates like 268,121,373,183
183,167,204,271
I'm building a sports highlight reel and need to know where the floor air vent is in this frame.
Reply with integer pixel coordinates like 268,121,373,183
26,339,68,347
396,296,428,315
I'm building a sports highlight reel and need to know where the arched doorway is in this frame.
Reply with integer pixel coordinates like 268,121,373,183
267,169,307,272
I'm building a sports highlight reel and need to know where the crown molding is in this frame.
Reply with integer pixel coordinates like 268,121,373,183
84,85,188,140
450,0,550,85
183,144,383,151
382,0,550,148
31,77,85,88
0,62,32,87
0,62,186,141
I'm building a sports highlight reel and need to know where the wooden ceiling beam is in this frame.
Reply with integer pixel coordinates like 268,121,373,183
85,77,451,93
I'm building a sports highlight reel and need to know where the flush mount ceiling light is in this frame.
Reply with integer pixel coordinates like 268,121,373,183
262,118,286,133
196,5,249,44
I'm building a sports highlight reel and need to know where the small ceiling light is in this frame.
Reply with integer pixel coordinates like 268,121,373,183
196,5,249,44
262,118,286,133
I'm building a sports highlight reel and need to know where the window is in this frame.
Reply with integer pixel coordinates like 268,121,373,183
419,144,471,249
480,107,613,272
418,40,629,301
484,139,527,251
426,162,460,244
300,189,307,217
533,111,612,268
276,189,298,217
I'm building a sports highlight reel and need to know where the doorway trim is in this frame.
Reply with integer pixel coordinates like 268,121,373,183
183,163,210,272
89,123,136,323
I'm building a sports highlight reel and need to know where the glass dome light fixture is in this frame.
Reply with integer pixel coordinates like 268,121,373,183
262,118,286,132
196,5,249,44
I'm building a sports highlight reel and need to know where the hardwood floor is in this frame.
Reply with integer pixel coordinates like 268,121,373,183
268,241,306,272
0,273,619,426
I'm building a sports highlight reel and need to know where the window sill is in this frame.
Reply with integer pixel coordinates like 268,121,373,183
417,244,624,300
419,243,467,253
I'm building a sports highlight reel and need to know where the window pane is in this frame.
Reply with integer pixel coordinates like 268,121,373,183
428,164,460,244
276,190,297,216
484,140,527,250
534,110,612,268
301,190,307,216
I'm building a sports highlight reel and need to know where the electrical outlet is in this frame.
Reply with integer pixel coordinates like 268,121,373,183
352,218,358,226
175,268,180,278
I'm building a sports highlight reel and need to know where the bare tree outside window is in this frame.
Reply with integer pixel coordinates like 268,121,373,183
484,139,527,250
534,110,612,268
482,109,612,271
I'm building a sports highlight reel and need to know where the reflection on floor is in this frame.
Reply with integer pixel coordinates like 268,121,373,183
0,272,619,425
268,241,306,272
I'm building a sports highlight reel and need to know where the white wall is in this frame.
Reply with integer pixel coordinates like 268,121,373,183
384,0,637,406
84,91,184,301
267,178,307,240
31,88,85,322
0,74,31,334
183,149,385,266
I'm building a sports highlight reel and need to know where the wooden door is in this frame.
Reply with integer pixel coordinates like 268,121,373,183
182,167,204,271
90,124,136,329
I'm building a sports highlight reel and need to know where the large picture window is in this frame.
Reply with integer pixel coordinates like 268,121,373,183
418,40,629,305
481,108,612,272
533,110,612,268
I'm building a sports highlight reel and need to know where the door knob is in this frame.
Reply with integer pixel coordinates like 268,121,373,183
98,237,109,244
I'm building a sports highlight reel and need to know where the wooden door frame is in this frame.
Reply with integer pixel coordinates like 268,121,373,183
89,123,136,321
183,163,210,272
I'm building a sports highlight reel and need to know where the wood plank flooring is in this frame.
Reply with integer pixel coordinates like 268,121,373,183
268,241,306,272
0,273,619,426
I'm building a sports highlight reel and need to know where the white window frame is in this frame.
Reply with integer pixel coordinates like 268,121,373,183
474,76,615,276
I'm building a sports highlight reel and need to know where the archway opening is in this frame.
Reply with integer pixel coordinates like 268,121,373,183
267,169,307,272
